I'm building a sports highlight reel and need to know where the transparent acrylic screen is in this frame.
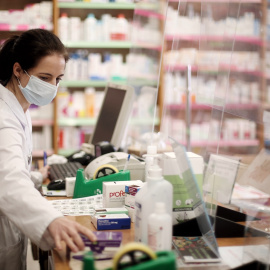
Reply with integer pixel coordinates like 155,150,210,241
160,0,270,267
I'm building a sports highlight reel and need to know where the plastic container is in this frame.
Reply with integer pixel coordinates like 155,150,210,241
134,159,173,244
148,202,172,251
84,13,97,42
85,87,95,117
111,14,128,41
69,17,81,42
143,145,157,182
58,13,69,41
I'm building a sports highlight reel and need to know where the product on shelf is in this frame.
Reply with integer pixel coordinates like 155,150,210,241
0,1,53,31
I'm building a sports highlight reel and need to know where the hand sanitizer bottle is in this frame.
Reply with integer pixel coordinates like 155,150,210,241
148,202,172,251
143,145,157,182
134,158,173,244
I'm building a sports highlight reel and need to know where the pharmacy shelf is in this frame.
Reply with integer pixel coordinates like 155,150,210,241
184,140,260,147
63,41,132,49
57,149,76,157
60,80,125,88
165,35,263,46
58,2,136,10
58,117,159,127
167,103,260,110
32,149,54,158
164,64,263,76
134,9,165,20
32,119,54,126
60,79,158,87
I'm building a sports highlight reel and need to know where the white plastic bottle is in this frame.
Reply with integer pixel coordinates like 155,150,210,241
111,14,129,40
148,202,172,251
58,13,69,41
134,159,173,244
143,145,157,182
84,13,97,42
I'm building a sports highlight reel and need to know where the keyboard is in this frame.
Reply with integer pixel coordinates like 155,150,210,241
49,162,83,181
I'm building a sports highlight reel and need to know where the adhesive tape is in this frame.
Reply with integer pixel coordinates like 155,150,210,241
112,242,157,270
93,164,119,179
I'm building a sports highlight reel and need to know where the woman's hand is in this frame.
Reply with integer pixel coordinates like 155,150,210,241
48,217,96,252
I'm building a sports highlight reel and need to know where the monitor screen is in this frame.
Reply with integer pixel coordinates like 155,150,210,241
89,83,134,149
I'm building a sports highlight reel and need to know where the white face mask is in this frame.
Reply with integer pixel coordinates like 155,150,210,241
17,71,58,106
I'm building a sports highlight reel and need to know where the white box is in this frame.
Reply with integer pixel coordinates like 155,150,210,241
103,180,143,208
125,193,136,208
161,152,204,224
125,205,135,222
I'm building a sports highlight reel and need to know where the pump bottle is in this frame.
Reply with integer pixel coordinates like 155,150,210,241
134,158,173,244
148,202,172,251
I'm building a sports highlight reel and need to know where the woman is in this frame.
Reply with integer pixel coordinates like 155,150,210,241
0,29,96,269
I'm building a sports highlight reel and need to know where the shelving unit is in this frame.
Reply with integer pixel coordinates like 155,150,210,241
54,1,159,154
160,0,266,155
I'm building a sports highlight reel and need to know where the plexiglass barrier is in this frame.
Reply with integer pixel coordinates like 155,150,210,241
124,0,166,154
143,0,270,268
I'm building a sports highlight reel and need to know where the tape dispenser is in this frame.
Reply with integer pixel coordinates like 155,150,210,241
73,164,130,199
83,242,177,270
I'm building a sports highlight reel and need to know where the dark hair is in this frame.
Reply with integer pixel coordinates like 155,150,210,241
0,29,69,86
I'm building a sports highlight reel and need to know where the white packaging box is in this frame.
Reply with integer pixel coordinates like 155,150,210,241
125,193,136,209
103,180,143,208
125,205,135,222
161,152,204,224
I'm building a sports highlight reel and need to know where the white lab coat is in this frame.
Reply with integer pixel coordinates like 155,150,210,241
0,84,62,270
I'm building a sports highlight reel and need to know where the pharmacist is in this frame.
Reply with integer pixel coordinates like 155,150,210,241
0,29,96,269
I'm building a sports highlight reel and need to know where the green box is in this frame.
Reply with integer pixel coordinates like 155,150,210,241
161,152,204,224
73,169,130,199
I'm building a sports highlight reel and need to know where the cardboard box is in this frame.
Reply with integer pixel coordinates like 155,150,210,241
161,152,204,224
103,180,143,208
91,214,131,230
94,207,128,215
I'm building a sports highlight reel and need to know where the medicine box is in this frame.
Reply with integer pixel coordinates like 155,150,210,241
94,207,128,215
161,152,204,224
91,214,131,230
124,182,144,222
103,180,143,208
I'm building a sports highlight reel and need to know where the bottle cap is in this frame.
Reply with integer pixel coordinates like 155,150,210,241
154,202,166,214
148,159,162,180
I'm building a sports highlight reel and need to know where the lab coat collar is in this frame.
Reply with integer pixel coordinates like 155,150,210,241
0,84,27,127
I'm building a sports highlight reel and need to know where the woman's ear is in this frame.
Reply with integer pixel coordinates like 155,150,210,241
13,62,23,79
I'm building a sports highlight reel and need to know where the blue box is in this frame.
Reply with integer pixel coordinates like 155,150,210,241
91,214,131,230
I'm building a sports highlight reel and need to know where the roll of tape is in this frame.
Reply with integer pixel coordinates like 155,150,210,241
112,242,157,270
93,164,119,179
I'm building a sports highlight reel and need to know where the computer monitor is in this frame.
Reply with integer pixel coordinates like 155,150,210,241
89,83,135,150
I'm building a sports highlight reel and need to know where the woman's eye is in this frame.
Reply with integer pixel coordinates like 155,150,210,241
56,78,62,84
40,76,49,81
